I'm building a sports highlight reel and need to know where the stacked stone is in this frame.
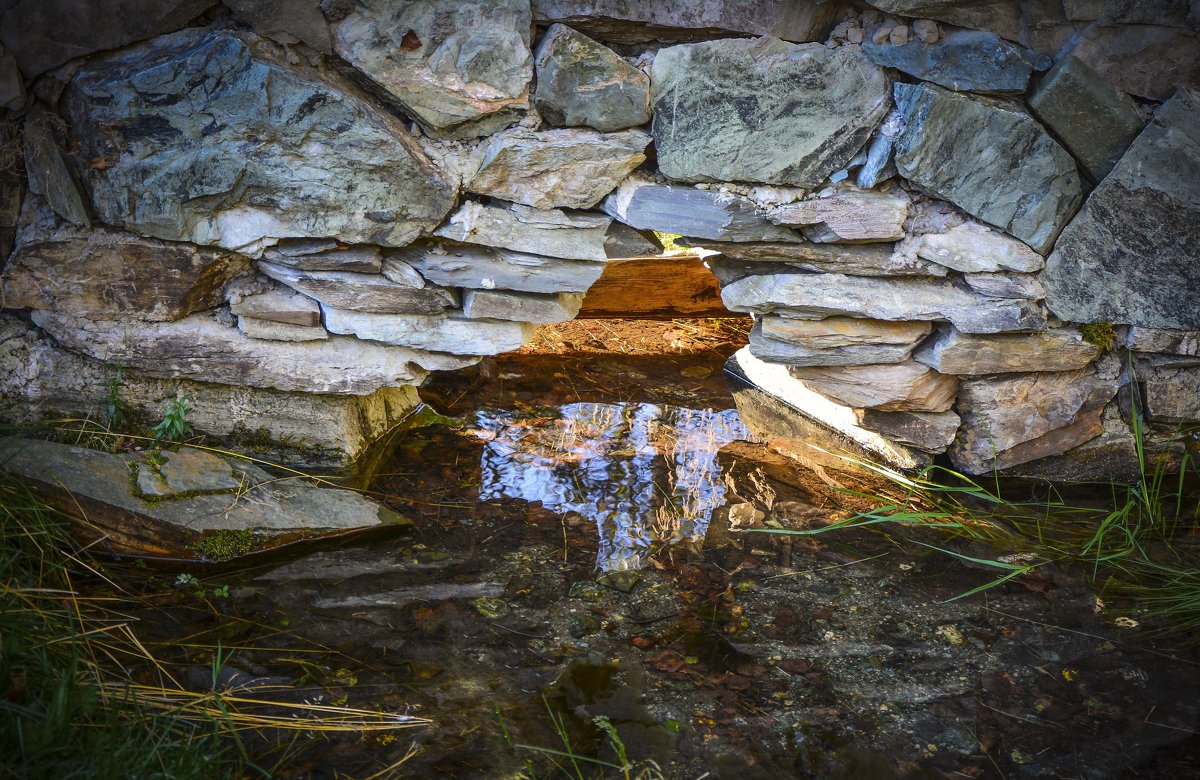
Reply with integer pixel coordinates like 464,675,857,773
0,0,1196,478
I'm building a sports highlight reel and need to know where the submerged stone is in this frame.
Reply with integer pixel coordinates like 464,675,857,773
533,24,651,132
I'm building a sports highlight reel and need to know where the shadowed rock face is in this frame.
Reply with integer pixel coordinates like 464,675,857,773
63,29,457,256
650,37,890,186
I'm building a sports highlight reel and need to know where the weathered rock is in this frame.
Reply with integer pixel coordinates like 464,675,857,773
909,220,1044,273
322,306,534,354
749,322,916,366
463,290,584,323
0,123,22,262
863,29,1050,94
721,273,1046,334
787,361,959,412
0,437,404,559
727,347,932,470
64,29,456,256
1070,23,1200,100
602,179,800,242
949,369,1116,473
136,448,244,498
435,202,612,261
857,408,961,453
1135,359,1200,423
893,83,1082,253
226,0,332,52
331,0,532,138
914,326,1099,374
466,128,650,209
1028,55,1146,183
651,37,889,186
603,223,663,258
962,272,1045,300
856,110,904,189
229,288,321,327
262,241,383,273
761,316,931,349
238,316,328,342
3,199,249,322
258,261,458,315
767,189,908,243
532,0,848,44
0,315,422,469
0,0,211,78
1043,88,1200,330
0,47,25,111
861,1,1029,45
396,242,606,294
23,104,90,228
30,311,475,395
704,240,949,276
1125,326,1200,357
533,24,651,132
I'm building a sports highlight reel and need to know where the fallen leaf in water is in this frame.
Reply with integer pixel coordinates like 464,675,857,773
679,365,712,379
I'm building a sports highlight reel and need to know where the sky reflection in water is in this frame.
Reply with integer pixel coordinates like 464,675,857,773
473,402,760,571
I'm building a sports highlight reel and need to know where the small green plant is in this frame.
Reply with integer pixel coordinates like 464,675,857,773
1080,321,1117,350
174,573,199,588
103,365,134,432
153,393,193,442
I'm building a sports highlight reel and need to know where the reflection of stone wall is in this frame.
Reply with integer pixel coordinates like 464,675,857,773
0,0,1197,478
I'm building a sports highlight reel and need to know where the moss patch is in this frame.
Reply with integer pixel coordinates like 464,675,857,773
194,529,257,562
1080,321,1116,350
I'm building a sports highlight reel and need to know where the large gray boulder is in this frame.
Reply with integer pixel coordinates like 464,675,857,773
332,0,532,139
721,273,1046,334
63,29,456,256
1043,88,1200,330
533,24,650,132
602,178,800,243
863,29,1050,94
893,83,1081,254
651,37,890,186
466,127,650,209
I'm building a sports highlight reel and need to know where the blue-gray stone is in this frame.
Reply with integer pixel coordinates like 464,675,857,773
864,29,1050,94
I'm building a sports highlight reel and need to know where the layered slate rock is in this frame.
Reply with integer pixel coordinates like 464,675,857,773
651,37,889,186
30,312,475,395
893,83,1081,253
1028,55,1146,182
749,323,917,367
262,241,383,273
602,179,800,243
1135,360,1200,424
466,128,650,209
435,202,612,261
705,241,948,276
1043,88,1200,330
760,316,931,349
331,0,532,139
961,272,1045,300
396,243,606,294
64,29,456,256
533,24,650,132
463,290,584,323
1125,327,1200,357
949,369,1116,473
863,29,1050,94
258,262,458,315
857,409,961,453
721,273,1045,334
767,189,908,243
3,200,249,321
322,307,535,354
229,288,321,326
787,361,959,412
238,317,327,342
913,326,1099,374
908,220,1045,273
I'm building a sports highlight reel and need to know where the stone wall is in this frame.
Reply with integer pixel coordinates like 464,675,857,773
0,0,1197,479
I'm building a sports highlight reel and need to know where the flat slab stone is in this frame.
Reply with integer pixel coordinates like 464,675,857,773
787,361,959,412
258,261,458,315
331,0,532,139
910,220,1045,273
949,369,1116,473
721,273,1045,334
1135,359,1200,424
913,326,1099,375
651,37,889,186
704,241,948,277
462,290,584,324
262,242,383,273
533,24,651,132
3,198,249,322
749,322,915,367
761,316,931,349
322,306,535,355
30,311,475,395
395,242,606,295
229,288,321,327
1043,88,1200,330
893,82,1081,254
64,29,456,256
466,127,650,209
435,202,612,261
136,448,244,497
603,178,800,242
1028,55,1146,182
767,190,908,243
1125,326,1200,357
23,105,91,228
961,272,1045,300
863,29,1050,94
856,408,961,454
238,316,328,342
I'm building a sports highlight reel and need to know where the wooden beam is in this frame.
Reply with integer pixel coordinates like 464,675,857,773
577,255,732,319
